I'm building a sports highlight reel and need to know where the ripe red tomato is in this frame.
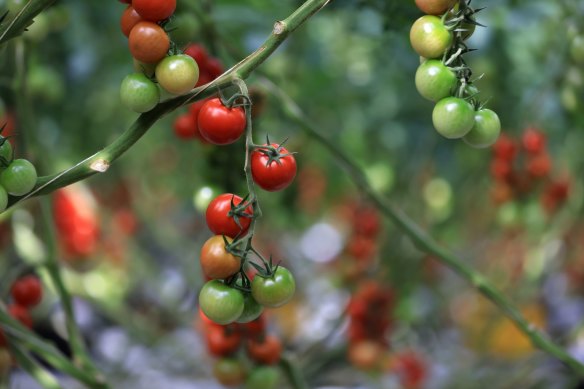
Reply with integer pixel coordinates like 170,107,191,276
242,315,266,339
8,305,32,328
132,0,176,22
206,193,253,238
393,351,427,389
206,325,242,357
490,159,513,182
346,235,377,261
353,208,381,237
522,127,546,155
206,57,224,79
173,113,198,140
493,134,518,161
246,335,282,365
527,153,551,178
128,21,170,64
200,236,240,279
10,276,43,307
184,44,209,68
251,144,297,192
197,98,246,145
120,6,142,37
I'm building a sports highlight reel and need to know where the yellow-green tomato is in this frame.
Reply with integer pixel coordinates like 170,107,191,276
463,109,501,148
155,54,199,95
415,59,457,102
410,15,453,59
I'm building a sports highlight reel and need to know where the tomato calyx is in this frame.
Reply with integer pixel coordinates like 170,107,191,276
226,194,255,232
248,253,280,279
253,137,297,167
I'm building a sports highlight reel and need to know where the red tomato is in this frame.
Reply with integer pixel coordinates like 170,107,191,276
10,276,43,308
393,351,427,389
0,330,5,347
206,57,224,79
246,335,282,365
251,144,297,192
184,44,209,69
490,159,513,182
521,127,546,155
242,315,266,339
132,0,176,22
173,114,198,140
206,325,242,357
128,21,170,64
526,153,551,178
8,305,32,328
197,98,246,145
120,6,142,37
206,193,253,238
492,134,518,161
353,207,381,238
346,235,377,261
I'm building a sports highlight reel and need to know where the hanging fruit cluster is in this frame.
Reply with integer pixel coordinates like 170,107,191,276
199,312,282,388
118,0,200,113
490,128,570,214
0,130,38,211
411,0,501,147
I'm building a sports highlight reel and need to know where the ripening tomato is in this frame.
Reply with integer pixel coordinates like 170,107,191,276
0,159,37,196
197,98,246,145
10,276,43,307
128,21,170,64
199,280,244,325
132,0,176,22
244,366,280,389
200,235,240,279
463,109,501,148
251,267,295,308
251,144,297,192
213,358,246,387
120,73,159,113
348,340,385,370
206,325,242,357
236,294,264,324
155,54,199,95
242,315,266,338
415,59,457,102
120,6,142,37
410,16,453,59
414,0,456,15
432,97,475,139
246,335,282,365
206,193,253,238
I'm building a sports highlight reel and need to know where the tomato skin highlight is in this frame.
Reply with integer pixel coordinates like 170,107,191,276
463,109,501,148
128,21,169,64
132,0,176,22
0,159,37,196
197,98,246,145
410,16,452,59
432,97,475,139
251,144,297,192
251,267,295,308
415,60,456,102
199,280,245,325
206,193,253,238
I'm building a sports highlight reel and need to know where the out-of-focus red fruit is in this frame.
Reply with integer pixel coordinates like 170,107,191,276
521,127,546,155
348,340,386,370
346,235,377,261
173,113,198,139
490,159,513,182
392,351,427,389
206,57,224,79
184,44,208,68
8,305,32,329
206,325,242,357
493,134,518,161
526,153,551,178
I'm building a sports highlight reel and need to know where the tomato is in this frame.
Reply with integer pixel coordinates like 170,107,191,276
213,358,246,387
0,159,37,196
10,276,42,307
173,113,198,139
184,44,209,69
244,366,280,389
0,138,11,163
120,73,159,113
155,54,199,95
526,153,551,178
463,109,501,148
570,35,584,65
206,325,242,357
490,159,513,182
353,207,381,237
206,193,253,238
132,0,176,22
251,267,295,308
0,348,10,377
393,351,427,389
346,235,377,261
128,21,170,64
432,97,475,139
8,305,32,328
415,0,456,15
206,57,224,79
492,134,518,161
200,235,240,279
0,186,6,212
236,294,264,324
120,6,142,37
521,128,546,154
199,280,244,325
197,98,246,145
246,335,282,365
133,58,156,77
348,340,385,370
242,315,266,338
251,144,297,192
410,16,452,59
415,60,456,102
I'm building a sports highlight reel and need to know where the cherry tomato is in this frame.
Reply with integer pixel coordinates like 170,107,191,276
346,235,377,261
155,54,199,95
206,57,224,79
246,335,282,365
526,153,551,178
132,0,176,22
521,127,546,154
184,44,209,69
206,325,242,357
393,351,427,389
0,159,37,196
251,144,297,192
120,73,160,113
432,97,475,139
251,267,295,308
463,109,501,148
197,98,246,145
213,358,246,387
415,0,456,15
200,235,240,279
353,207,381,237
348,340,385,370
173,113,198,139
242,315,266,338
244,366,280,389
206,193,253,238
120,6,142,37
493,134,518,161
8,304,32,328
0,186,6,212
415,60,456,102
0,137,13,163
199,280,244,325
410,16,452,59
128,21,169,64
236,294,264,324
10,276,42,307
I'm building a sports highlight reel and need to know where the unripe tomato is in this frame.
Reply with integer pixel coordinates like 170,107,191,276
120,73,159,113
199,280,244,325
0,159,37,196
155,54,199,95
415,60,457,102
0,348,10,377
132,0,176,22
0,138,12,164
410,16,452,59
10,276,43,307
251,267,295,308
198,98,246,145
414,0,456,15
236,294,264,324
200,235,240,280
128,21,169,64
205,193,253,238
245,335,282,365
244,366,280,389
432,97,475,139
120,6,142,37
463,109,501,148
213,358,246,387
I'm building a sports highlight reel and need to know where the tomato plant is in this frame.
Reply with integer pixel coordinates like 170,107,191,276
250,144,297,192
199,280,244,325
251,267,295,308
197,98,246,145
206,193,253,238
0,159,37,196
155,54,199,95
200,235,240,279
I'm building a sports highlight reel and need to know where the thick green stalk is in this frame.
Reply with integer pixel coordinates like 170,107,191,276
264,79,584,377
0,0,56,45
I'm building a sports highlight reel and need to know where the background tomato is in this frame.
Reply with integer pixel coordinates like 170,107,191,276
206,325,242,357
199,280,244,325
244,366,280,389
212,358,246,387
245,335,282,365
10,276,43,307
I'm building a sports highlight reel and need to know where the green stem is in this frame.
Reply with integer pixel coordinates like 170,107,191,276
9,345,62,389
264,79,584,377
279,355,309,389
0,0,56,45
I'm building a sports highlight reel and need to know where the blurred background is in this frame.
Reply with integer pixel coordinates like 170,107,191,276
1,0,584,388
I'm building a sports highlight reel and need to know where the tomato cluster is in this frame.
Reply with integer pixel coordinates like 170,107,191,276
411,0,501,147
199,312,282,388
490,128,570,214
0,133,38,209
118,1,201,112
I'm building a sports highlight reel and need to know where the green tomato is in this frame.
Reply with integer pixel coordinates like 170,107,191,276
236,294,264,323
0,137,12,164
0,159,37,196
245,366,280,389
570,35,584,65
251,267,295,308
415,60,457,102
120,73,160,113
0,185,7,212
155,54,199,95
213,358,246,387
410,15,453,59
432,97,475,139
199,280,244,325
463,109,501,148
